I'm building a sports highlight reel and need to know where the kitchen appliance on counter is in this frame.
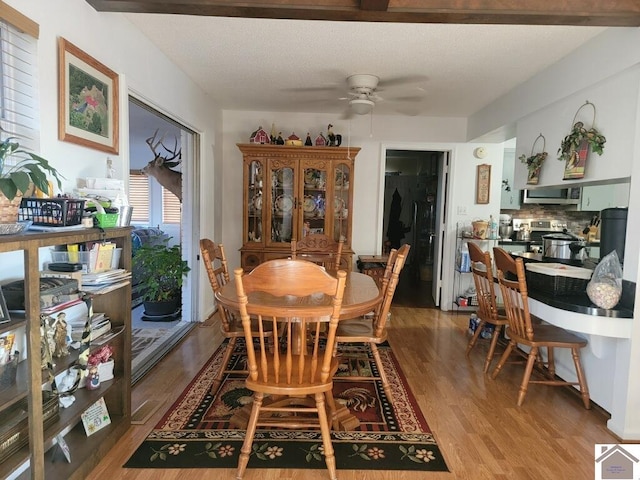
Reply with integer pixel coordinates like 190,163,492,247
498,214,513,239
512,218,569,254
599,207,628,263
541,231,587,262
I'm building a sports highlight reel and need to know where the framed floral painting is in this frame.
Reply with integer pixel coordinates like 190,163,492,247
58,38,119,154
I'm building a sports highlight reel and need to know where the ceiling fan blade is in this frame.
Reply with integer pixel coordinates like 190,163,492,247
387,95,426,103
377,74,428,88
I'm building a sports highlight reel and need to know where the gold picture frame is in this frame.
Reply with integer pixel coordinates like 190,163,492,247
476,164,491,204
58,38,119,154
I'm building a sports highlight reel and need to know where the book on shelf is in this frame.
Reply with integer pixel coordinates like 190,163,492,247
92,242,116,273
42,298,88,320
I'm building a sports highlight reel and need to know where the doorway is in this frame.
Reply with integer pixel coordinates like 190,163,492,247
127,95,201,382
383,149,447,308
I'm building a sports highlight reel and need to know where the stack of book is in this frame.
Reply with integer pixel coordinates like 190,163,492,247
81,269,131,295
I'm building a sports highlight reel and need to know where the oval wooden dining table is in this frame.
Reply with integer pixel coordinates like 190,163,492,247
214,270,381,320
214,269,380,431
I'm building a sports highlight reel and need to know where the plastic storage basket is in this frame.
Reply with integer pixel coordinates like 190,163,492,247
524,262,592,296
18,198,85,226
94,213,118,228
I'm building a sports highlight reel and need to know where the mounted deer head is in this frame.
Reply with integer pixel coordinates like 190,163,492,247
142,129,183,202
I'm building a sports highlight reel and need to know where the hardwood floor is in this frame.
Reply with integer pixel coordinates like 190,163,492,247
90,306,617,479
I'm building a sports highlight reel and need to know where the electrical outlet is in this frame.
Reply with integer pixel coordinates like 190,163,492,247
457,205,468,215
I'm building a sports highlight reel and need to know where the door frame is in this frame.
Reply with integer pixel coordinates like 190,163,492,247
127,91,202,322
379,143,454,307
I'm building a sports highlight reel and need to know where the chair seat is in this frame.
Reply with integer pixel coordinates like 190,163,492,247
224,316,274,337
336,317,378,340
510,323,588,348
246,355,339,395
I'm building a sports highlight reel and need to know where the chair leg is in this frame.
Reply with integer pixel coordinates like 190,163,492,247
491,340,515,379
517,347,538,406
370,343,393,404
315,392,338,480
483,324,502,373
571,347,591,409
546,346,556,377
210,337,237,397
236,392,263,480
465,320,485,356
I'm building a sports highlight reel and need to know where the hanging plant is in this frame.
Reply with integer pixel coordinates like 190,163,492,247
557,101,606,163
519,133,547,185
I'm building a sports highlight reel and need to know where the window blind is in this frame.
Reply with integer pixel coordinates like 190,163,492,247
129,172,150,223
0,18,38,159
162,187,181,224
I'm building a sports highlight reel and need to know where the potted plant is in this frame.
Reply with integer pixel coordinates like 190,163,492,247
0,134,64,222
132,240,190,316
519,151,547,185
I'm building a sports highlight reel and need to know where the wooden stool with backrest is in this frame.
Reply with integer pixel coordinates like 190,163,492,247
465,242,510,373
291,233,345,270
199,238,274,398
491,247,591,409
233,259,347,480
334,244,410,404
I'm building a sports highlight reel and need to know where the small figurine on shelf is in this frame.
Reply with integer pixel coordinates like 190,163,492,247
85,365,100,390
276,132,285,145
315,132,327,146
52,313,70,358
305,132,313,146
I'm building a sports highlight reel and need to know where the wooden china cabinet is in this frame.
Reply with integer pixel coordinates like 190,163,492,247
238,143,359,270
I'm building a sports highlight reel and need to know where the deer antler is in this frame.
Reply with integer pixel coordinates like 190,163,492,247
145,129,182,167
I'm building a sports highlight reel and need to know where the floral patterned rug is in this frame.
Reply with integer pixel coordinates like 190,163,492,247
124,340,448,472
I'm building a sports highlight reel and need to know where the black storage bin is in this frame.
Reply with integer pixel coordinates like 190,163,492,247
600,207,628,263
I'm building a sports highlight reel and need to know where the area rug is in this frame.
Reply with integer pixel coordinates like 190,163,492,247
124,340,448,472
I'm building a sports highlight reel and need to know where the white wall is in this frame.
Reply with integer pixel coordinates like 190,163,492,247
3,0,222,321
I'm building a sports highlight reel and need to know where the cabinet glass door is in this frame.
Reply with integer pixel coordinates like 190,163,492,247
301,166,328,238
333,163,351,243
269,165,295,245
246,160,264,243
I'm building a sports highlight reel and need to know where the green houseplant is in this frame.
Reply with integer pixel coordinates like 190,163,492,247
0,135,63,201
0,134,64,223
132,240,190,315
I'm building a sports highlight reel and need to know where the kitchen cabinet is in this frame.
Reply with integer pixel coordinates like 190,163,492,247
580,183,630,212
0,227,131,480
238,144,358,270
500,148,520,209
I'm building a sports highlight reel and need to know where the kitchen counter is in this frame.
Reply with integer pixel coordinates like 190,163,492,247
508,251,634,318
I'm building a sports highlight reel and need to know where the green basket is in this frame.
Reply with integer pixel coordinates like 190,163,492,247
94,213,118,228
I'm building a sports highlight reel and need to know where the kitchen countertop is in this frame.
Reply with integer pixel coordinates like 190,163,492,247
508,251,634,319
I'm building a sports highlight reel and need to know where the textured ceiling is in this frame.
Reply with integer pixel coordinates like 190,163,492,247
124,14,606,118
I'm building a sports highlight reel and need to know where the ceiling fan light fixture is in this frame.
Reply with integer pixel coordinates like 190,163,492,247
350,98,374,115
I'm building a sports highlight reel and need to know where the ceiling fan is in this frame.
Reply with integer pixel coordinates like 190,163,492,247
340,73,428,118
285,72,428,117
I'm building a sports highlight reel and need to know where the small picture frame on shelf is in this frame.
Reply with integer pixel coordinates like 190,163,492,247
475,164,491,204
0,287,10,324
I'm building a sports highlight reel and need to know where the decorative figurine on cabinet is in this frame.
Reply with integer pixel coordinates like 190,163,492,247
305,132,313,146
315,132,327,146
327,124,342,147
249,126,270,144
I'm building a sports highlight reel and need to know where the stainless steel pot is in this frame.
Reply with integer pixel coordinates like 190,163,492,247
542,232,587,261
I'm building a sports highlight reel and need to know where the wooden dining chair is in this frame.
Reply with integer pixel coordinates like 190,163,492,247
233,259,347,480
333,244,410,404
491,247,590,409
465,242,510,373
199,238,274,398
291,233,345,270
